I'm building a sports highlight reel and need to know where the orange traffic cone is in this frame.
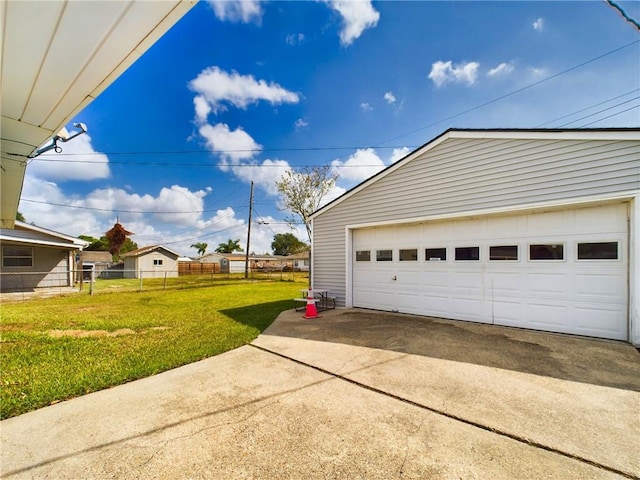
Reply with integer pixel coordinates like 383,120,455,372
303,287,321,319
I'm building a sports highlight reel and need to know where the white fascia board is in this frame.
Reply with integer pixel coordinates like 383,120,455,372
0,235,85,249
12,221,89,246
448,129,640,142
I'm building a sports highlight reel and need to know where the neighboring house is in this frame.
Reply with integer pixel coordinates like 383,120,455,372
290,252,310,271
311,128,640,345
199,253,288,273
81,251,115,279
121,245,179,279
0,221,88,292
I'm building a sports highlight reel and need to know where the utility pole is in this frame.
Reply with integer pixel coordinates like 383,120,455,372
244,181,254,279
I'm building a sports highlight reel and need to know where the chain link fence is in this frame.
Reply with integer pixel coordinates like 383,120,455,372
1,268,308,301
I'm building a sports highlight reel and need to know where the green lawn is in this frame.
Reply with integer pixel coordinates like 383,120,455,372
0,279,305,419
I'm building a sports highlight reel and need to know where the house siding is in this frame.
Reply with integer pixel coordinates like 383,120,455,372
312,136,640,307
124,250,179,278
1,246,72,291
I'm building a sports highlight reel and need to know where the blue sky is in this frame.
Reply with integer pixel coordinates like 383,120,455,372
20,0,640,256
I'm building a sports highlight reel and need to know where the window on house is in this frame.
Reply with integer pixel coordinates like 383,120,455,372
2,246,33,267
153,259,164,266
529,244,564,261
356,250,371,261
455,247,479,261
490,245,518,261
577,242,618,260
425,248,447,261
399,249,418,261
376,249,393,262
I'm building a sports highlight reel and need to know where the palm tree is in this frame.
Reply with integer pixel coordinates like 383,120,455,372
215,239,243,254
190,242,208,256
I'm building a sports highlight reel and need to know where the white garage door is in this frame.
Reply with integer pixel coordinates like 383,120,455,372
352,203,629,340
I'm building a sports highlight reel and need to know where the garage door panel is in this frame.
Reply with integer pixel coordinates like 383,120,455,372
452,296,486,322
452,271,483,291
486,272,523,295
527,303,570,328
526,273,570,297
422,294,450,316
491,300,524,324
574,306,626,339
574,272,626,303
352,203,629,341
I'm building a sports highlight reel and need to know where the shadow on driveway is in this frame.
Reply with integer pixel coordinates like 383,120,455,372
264,308,640,392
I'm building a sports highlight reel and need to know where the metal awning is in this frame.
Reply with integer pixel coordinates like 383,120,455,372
1,0,196,228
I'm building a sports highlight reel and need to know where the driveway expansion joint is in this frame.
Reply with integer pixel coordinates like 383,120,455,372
250,342,639,480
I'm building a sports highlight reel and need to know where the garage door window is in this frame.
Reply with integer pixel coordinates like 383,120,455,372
376,250,393,261
356,250,371,261
529,244,564,261
425,248,447,261
399,249,418,261
577,242,618,260
455,247,479,261
490,245,518,261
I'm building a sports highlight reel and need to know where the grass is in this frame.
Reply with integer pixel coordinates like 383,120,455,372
0,278,306,419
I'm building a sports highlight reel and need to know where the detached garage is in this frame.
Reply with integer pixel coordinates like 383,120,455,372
311,129,640,344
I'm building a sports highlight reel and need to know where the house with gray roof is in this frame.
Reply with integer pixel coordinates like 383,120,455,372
0,221,88,292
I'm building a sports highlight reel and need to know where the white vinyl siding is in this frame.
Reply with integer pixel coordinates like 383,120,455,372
312,135,640,310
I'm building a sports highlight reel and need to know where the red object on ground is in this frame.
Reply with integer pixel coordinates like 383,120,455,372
303,288,321,319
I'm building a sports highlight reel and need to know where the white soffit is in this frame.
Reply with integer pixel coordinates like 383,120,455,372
0,0,196,228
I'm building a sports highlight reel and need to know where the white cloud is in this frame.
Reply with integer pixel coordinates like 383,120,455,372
18,173,277,256
199,123,261,161
528,66,548,78
360,102,373,111
331,148,386,184
389,147,410,164
383,91,396,104
193,95,212,124
428,60,480,87
207,0,263,23
190,66,299,115
487,62,515,77
286,33,305,46
222,158,292,196
294,118,309,130
26,134,110,182
533,17,544,31
326,0,380,46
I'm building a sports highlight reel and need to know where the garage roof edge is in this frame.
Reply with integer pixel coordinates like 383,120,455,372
310,127,640,220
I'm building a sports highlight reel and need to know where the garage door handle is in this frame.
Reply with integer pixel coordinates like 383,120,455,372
392,275,397,281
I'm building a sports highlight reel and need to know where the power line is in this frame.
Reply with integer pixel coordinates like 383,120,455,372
606,0,640,30
577,104,640,128
20,198,248,215
535,88,639,127
375,39,640,146
557,96,640,127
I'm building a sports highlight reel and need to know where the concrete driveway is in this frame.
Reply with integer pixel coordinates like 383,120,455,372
2,308,639,479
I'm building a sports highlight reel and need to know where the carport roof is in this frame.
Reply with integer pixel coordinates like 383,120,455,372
0,221,88,249
0,0,196,229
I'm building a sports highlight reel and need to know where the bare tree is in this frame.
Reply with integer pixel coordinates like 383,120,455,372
276,166,338,287
275,165,338,243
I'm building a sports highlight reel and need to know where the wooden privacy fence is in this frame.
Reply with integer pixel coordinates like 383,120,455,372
178,262,220,275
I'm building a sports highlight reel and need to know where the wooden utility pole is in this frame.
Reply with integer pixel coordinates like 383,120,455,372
244,181,254,279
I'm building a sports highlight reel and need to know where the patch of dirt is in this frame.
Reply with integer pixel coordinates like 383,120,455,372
48,326,170,338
